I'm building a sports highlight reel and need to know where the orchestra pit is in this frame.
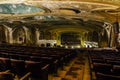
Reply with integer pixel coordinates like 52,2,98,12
0,0,120,80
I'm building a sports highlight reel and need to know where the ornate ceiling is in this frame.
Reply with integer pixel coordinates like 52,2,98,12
0,0,119,20
0,0,120,34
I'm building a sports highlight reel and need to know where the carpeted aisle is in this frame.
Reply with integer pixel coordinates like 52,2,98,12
49,52,90,80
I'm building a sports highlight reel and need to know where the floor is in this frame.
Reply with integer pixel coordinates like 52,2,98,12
49,52,91,80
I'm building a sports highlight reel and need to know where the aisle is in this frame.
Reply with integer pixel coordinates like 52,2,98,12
49,52,91,80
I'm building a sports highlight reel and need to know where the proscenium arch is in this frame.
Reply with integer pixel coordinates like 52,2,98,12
50,27,90,39
47,24,95,32
48,27,91,46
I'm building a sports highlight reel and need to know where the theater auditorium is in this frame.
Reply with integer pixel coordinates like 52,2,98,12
0,0,120,80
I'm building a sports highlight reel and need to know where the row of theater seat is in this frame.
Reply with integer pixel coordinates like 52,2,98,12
0,58,49,80
0,44,77,80
88,49,120,80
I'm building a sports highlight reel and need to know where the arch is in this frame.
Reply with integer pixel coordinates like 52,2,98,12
92,31,99,42
100,29,109,47
87,32,93,41
0,25,10,43
84,33,89,41
50,32,57,40
45,31,51,40
12,27,26,44
39,31,44,39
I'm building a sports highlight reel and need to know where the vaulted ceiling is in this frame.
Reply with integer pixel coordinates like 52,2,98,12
0,0,120,34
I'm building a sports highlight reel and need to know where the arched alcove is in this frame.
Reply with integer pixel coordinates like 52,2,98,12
100,30,109,47
0,26,10,43
12,27,26,44
45,31,51,40
39,31,44,39
92,31,99,42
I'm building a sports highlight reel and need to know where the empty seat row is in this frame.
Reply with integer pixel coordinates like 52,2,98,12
0,57,49,80
88,49,120,80
0,44,77,80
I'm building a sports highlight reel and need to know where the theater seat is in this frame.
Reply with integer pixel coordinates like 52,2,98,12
0,57,11,71
11,59,26,78
96,72,120,80
112,65,120,76
18,55,30,61
30,56,58,74
25,61,49,80
93,63,112,74
0,72,14,80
